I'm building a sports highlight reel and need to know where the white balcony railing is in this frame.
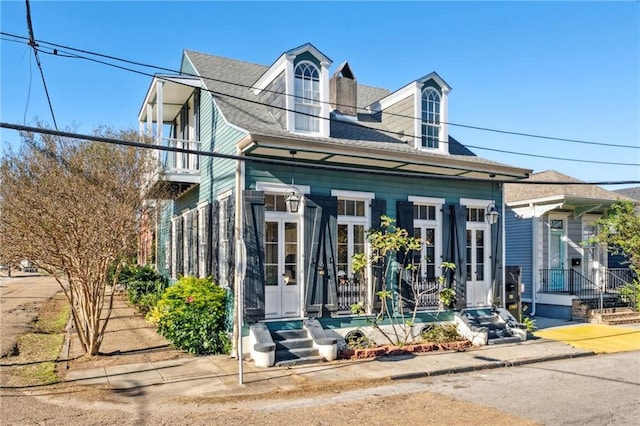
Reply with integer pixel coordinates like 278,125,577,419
159,138,200,174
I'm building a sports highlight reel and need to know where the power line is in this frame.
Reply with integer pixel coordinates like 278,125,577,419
2,31,637,151
19,43,640,168
466,145,639,167
3,122,639,187
23,2,57,130
2,35,639,169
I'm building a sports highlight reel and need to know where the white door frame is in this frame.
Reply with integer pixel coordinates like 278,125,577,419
264,213,301,319
460,199,492,308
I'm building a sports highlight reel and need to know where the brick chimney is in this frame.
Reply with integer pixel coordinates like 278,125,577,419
330,62,357,116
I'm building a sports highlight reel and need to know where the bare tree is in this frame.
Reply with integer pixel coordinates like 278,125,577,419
0,126,155,355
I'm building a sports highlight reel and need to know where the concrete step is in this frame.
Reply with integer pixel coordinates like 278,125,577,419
275,347,320,362
275,354,325,368
272,329,308,341
488,336,522,345
275,337,314,351
593,311,640,322
604,317,640,325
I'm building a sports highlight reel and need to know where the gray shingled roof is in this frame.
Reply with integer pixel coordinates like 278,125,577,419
505,170,631,204
614,187,640,201
183,49,527,171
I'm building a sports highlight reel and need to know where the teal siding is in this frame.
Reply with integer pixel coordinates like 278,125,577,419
505,209,533,300
294,51,321,68
197,91,245,204
180,56,197,76
421,79,442,95
174,185,199,213
246,164,502,214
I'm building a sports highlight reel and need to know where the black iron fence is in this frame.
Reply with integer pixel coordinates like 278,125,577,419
540,268,635,308
337,277,366,312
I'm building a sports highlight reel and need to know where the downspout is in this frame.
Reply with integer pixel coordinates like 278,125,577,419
501,184,506,309
234,147,245,384
530,214,537,316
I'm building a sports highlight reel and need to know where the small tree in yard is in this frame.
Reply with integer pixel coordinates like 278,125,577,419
592,200,640,311
0,125,155,355
351,216,438,346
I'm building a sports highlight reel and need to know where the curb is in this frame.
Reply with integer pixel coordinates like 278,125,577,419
389,350,597,380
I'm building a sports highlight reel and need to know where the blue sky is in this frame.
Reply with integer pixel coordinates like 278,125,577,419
1,1,639,188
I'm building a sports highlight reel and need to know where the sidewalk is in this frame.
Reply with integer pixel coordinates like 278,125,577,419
62,318,607,399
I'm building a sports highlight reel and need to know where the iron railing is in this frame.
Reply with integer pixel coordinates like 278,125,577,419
540,268,635,309
337,277,366,312
159,138,200,173
411,276,441,309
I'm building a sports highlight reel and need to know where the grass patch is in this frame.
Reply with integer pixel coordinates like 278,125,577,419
1,293,70,387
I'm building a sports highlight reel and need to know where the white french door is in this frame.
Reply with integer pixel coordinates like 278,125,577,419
466,224,491,307
264,217,300,319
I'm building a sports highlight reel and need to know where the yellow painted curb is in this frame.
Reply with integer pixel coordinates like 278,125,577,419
534,324,640,353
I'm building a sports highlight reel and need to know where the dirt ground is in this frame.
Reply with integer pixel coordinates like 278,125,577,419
63,290,193,373
1,278,540,425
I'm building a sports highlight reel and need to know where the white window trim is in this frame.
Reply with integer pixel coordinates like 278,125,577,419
256,182,310,194
547,212,570,271
331,189,375,201
410,196,444,278
293,60,322,135
460,198,493,209
421,87,441,150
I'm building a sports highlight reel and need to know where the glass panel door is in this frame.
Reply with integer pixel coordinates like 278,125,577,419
265,219,300,319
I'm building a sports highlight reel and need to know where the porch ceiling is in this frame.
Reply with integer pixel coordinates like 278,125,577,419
240,136,529,181
138,75,203,123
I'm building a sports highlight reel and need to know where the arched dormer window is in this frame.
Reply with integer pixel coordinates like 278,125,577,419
294,61,320,132
421,88,440,149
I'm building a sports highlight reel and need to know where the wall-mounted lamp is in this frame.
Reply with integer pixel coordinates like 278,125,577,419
285,150,302,213
486,174,500,225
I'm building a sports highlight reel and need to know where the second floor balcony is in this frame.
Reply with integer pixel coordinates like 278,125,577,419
147,137,201,198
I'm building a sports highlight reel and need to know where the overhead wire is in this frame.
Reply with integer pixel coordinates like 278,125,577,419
2,32,639,169
2,31,637,151
23,2,58,130
2,122,639,187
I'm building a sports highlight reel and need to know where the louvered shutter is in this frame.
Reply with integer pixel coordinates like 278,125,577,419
304,194,338,317
243,190,265,322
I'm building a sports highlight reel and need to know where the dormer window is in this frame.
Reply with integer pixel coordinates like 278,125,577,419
294,62,321,132
421,88,440,149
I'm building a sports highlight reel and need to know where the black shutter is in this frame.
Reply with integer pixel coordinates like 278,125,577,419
443,203,467,310
370,198,386,229
209,201,219,283
304,194,338,317
226,197,235,287
202,204,210,277
243,190,265,322
370,199,387,310
396,201,415,308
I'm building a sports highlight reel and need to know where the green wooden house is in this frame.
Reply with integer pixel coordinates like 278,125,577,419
137,43,531,352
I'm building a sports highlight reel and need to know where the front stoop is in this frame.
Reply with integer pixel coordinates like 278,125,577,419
272,329,324,367
591,308,640,325
572,301,640,325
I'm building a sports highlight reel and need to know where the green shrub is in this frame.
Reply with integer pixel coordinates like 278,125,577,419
420,323,463,343
148,276,230,355
116,265,168,315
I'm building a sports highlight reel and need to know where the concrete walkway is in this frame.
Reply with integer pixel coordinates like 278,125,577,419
62,317,640,399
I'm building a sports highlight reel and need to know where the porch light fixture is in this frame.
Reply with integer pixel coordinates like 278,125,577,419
486,174,500,225
285,150,302,213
